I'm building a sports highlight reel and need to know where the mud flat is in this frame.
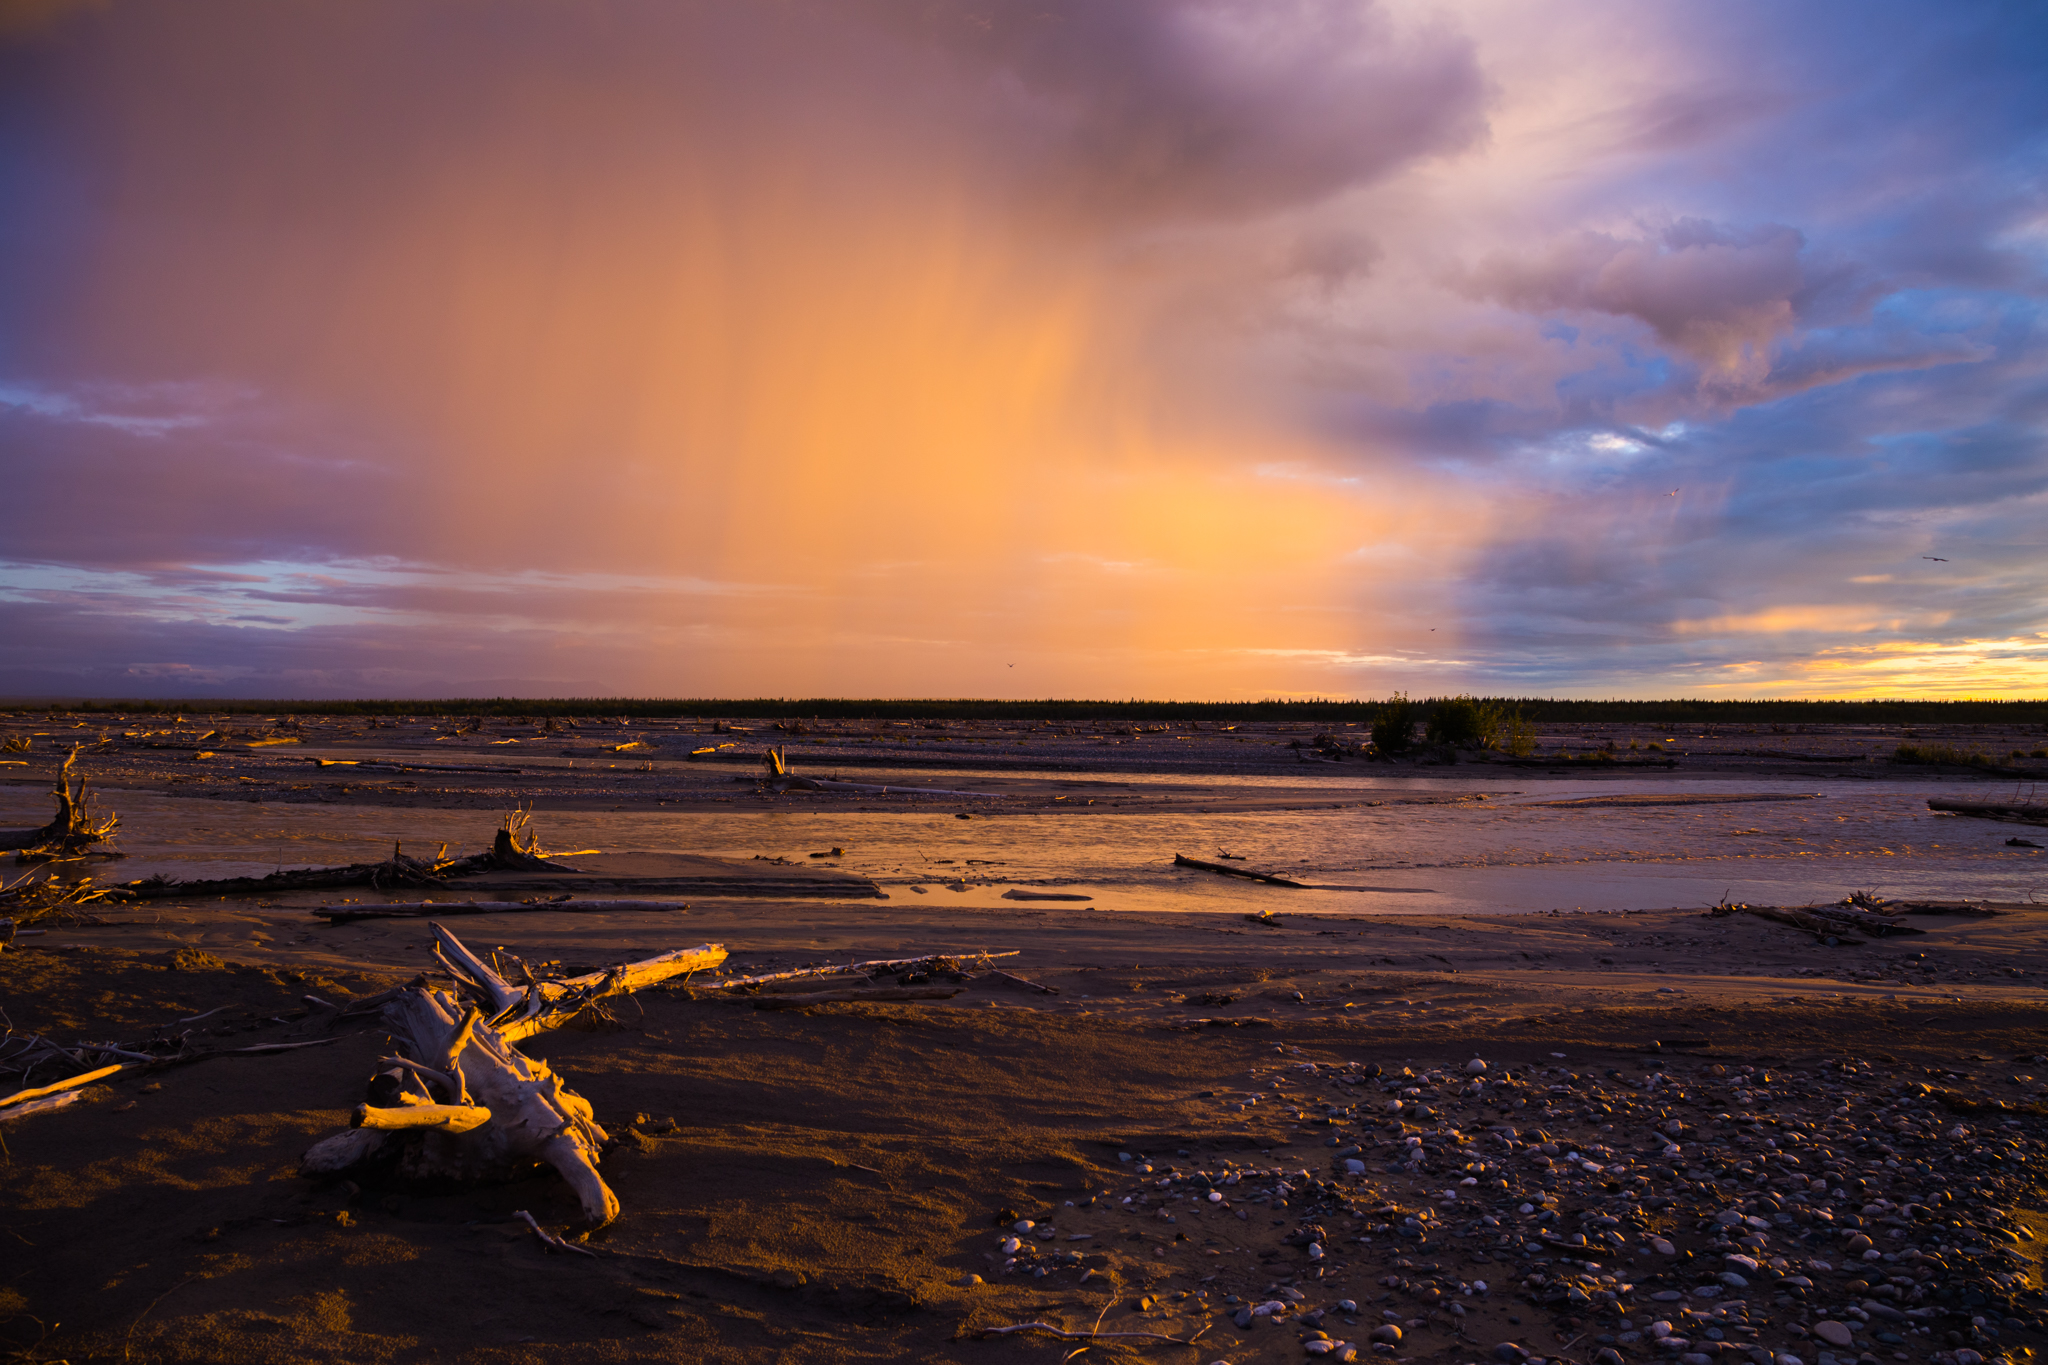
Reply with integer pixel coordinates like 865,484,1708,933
4,713,2046,816
3,714,2047,1360
5,893,2048,1362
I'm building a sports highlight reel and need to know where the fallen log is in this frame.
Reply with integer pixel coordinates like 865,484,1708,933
1172,853,1308,888
426,923,725,1044
1000,889,1093,902
1927,798,2048,826
301,925,723,1231
125,811,580,899
0,1061,125,1110
312,759,525,775
316,899,689,924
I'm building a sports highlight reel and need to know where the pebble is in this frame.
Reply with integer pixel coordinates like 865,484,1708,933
1060,1051,2045,1365
1812,1322,1854,1347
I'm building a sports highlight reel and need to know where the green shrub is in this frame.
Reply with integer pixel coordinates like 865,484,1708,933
1371,693,1418,753
1426,695,1489,747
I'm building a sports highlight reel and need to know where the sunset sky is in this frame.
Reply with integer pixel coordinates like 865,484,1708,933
2,1,2044,700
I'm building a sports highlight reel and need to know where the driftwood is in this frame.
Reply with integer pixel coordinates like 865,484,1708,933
760,746,1007,800
301,924,727,1230
1928,798,2048,826
316,899,689,924
1707,901,1924,938
124,810,581,899
0,749,121,859
0,872,121,929
989,969,1058,995
1172,853,1308,888
0,1090,87,1123
970,1321,1210,1346
1000,889,1093,902
0,1061,125,1110
429,922,725,1045
312,759,524,775
689,951,1019,993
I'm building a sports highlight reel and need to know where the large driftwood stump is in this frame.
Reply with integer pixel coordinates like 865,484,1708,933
0,748,120,858
302,923,725,1230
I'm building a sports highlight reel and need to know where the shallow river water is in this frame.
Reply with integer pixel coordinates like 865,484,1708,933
4,768,2042,915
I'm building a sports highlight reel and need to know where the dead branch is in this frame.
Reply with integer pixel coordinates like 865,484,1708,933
515,1209,596,1257
429,922,726,1044
689,951,1018,993
0,1061,125,1110
970,1320,1210,1346
1172,853,1307,887
989,969,1059,994
0,871,121,929
316,898,688,924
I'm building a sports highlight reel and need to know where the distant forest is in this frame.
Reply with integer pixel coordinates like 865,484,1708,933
14,696,2048,724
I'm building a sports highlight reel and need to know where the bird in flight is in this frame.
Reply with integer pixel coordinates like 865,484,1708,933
1923,556,1948,562
1668,488,1680,496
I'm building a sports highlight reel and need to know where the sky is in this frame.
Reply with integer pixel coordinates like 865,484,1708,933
1,0,2044,701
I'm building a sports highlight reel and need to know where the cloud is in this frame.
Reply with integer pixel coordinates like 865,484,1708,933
0,0,2043,699
1472,219,1805,388
876,0,1487,220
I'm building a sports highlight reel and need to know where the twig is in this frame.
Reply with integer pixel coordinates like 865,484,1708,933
693,951,1019,992
1065,1297,1117,1362
972,1320,1209,1346
217,1036,352,1055
514,1209,596,1257
124,1271,198,1362
990,969,1059,995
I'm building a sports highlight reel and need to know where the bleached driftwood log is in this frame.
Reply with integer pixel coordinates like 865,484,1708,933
301,924,725,1230
429,922,724,1044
